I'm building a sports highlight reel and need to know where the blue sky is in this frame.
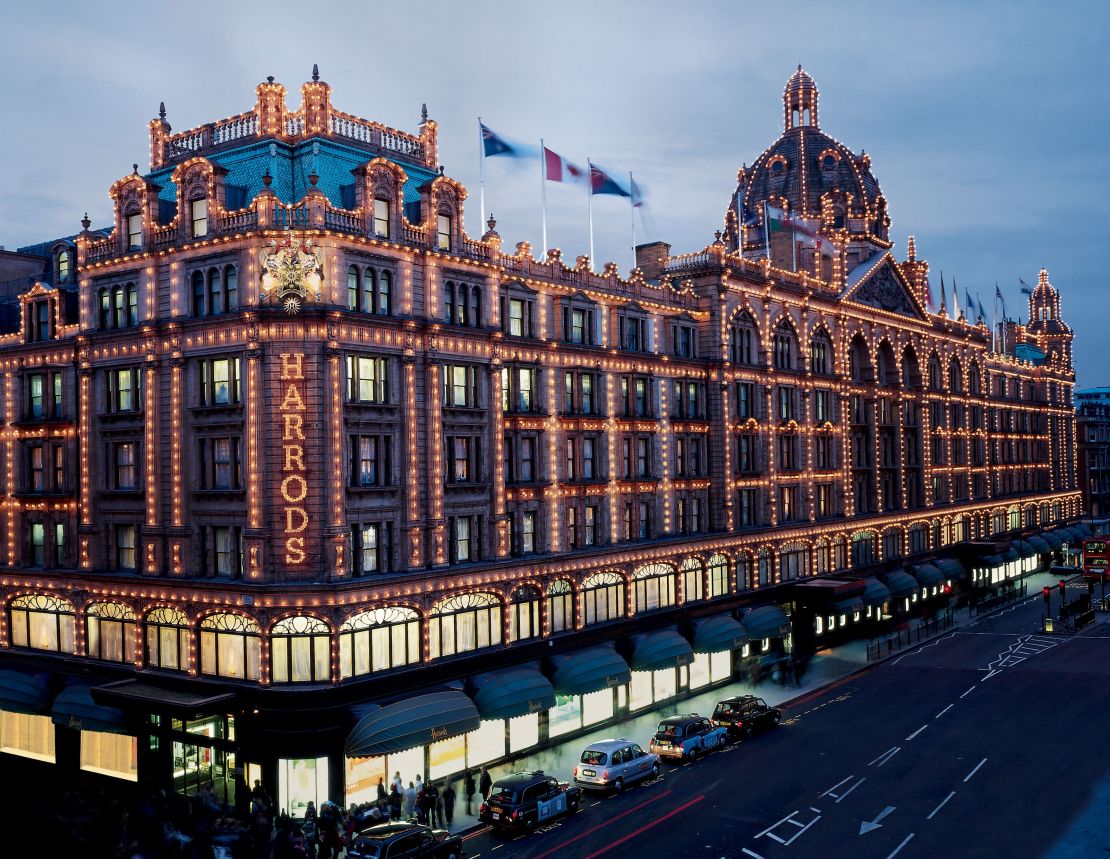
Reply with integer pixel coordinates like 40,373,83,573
1,0,1106,382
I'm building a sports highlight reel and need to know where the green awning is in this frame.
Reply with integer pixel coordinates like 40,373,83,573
692,614,748,653
830,596,864,615
1076,523,1093,537
0,670,52,715
550,645,631,696
935,558,967,580
861,578,891,607
1027,536,1051,554
1065,526,1087,543
630,629,694,671
740,605,791,639
883,570,918,598
978,554,1004,567
52,685,129,734
1001,548,1020,563
1041,532,1064,549
911,563,944,589
1014,540,1037,559
470,666,555,720
345,691,480,758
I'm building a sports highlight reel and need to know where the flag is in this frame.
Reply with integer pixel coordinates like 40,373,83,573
765,203,788,234
952,277,961,317
543,147,588,186
480,122,530,158
1019,277,1033,296
589,162,631,197
740,202,760,227
631,175,645,209
978,296,987,320
966,289,975,312
791,212,837,255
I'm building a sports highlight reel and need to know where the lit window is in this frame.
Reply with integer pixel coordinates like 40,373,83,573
270,616,331,683
191,199,208,238
56,250,70,283
339,607,420,677
126,213,142,250
437,214,452,250
373,198,390,237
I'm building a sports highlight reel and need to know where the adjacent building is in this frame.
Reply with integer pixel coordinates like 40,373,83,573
0,66,1081,815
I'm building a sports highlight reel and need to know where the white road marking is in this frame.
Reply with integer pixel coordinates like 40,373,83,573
869,746,901,767
885,833,915,858
964,758,987,783
741,849,767,859
959,685,976,699
935,703,954,718
819,775,853,798
859,805,896,834
755,812,798,839
905,724,928,741
755,809,822,845
927,790,956,820
837,778,866,803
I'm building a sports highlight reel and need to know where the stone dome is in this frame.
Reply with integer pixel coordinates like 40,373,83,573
730,68,890,250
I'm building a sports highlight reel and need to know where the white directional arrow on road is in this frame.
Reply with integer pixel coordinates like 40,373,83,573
859,806,896,835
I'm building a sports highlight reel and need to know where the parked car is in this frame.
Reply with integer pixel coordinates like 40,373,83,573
573,738,660,792
346,821,462,859
478,771,582,832
711,695,782,739
648,714,728,760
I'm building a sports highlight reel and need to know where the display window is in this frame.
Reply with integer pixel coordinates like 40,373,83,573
582,689,614,726
508,714,539,753
465,720,505,768
81,730,137,781
279,757,329,819
548,694,582,737
0,710,55,763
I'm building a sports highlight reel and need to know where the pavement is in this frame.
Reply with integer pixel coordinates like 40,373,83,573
434,568,1078,837
447,570,1110,858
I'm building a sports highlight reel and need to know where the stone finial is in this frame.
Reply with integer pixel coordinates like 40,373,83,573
421,103,428,123
262,170,273,188
714,230,723,245
132,163,139,175
308,171,319,187
267,75,275,83
439,165,445,176
487,214,496,232
81,213,91,231
158,101,166,121
312,63,319,82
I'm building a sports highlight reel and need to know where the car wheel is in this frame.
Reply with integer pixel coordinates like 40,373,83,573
651,762,660,778
525,816,536,832
613,777,625,793
772,712,781,726
743,725,753,740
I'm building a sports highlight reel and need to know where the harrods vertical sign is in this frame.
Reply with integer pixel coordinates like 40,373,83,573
271,350,319,575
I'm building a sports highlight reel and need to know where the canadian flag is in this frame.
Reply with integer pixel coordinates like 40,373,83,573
544,147,588,186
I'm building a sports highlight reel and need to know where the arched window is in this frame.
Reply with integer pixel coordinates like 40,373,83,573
443,281,456,323
581,572,625,626
730,312,759,365
547,579,574,633
849,336,872,384
145,606,191,671
339,607,420,678
509,586,541,643
852,531,878,567
347,265,360,311
224,266,238,311
99,288,110,329
9,594,75,653
757,548,773,585
882,529,902,560
428,592,501,659
908,523,928,554
85,601,137,663
779,543,809,580
902,346,921,388
968,362,981,396
809,331,832,375
772,321,797,370
271,615,331,683
680,558,704,603
949,358,963,394
207,268,223,315
361,268,376,313
199,613,260,681
192,271,206,317
57,250,70,283
633,563,676,613
377,270,393,316
928,355,943,391
708,553,729,598
877,342,898,387
815,539,831,575
832,537,848,571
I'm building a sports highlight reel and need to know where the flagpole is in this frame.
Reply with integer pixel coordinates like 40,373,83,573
477,117,486,230
790,212,797,273
587,158,595,269
993,286,999,352
763,202,770,261
540,139,548,256
629,171,636,272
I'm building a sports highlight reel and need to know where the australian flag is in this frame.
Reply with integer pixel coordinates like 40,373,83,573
590,162,631,197
481,122,527,158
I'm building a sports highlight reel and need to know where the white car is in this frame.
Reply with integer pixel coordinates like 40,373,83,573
572,738,660,792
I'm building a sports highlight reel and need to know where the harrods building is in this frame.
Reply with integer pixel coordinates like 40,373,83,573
0,67,1082,814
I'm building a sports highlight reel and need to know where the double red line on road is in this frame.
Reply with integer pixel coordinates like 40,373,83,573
579,794,707,859
528,789,676,859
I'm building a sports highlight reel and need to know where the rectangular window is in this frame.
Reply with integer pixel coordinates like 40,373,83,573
582,437,596,480
447,436,480,483
778,386,795,421
126,214,142,250
566,505,578,548
116,525,137,570
28,523,45,566
347,355,389,404
199,358,241,406
212,526,241,576
453,516,476,562
437,214,452,250
505,297,533,337
54,523,65,565
638,501,651,539
814,389,831,422
564,306,595,345
199,437,242,490
191,199,208,238
28,446,45,492
636,437,650,478
113,441,136,490
738,489,756,526
584,505,598,545
736,382,755,419
737,435,758,473
107,368,142,413
352,522,392,574
350,434,392,487
565,438,576,481
373,198,390,237
521,511,536,554
443,365,479,408
817,483,833,517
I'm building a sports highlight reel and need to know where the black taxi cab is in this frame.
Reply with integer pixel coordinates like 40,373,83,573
478,771,582,832
347,822,463,859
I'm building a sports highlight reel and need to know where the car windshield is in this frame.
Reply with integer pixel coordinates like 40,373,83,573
657,723,684,738
714,703,737,716
490,786,520,803
351,841,381,858
580,750,607,766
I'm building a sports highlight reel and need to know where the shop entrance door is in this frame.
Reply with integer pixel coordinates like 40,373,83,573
173,741,238,808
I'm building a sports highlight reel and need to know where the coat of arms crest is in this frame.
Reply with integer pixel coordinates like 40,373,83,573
259,233,323,314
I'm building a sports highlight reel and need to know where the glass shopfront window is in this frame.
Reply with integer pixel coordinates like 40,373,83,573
466,720,505,768
429,734,465,780
81,731,137,781
582,689,614,726
710,651,731,683
509,714,539,753
278,757,329,819
653,668,677,702
0,710,55,763
548,694,582,738
689,653,710,690
629,671,652,711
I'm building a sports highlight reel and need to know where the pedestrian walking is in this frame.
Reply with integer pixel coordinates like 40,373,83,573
464,770,476,816
389,783,402,820
377,776,387,803
442,782,456,827
479,767,492,800
392,771,404,794
416,785,429,825
404,781,417,819
427,781,441,827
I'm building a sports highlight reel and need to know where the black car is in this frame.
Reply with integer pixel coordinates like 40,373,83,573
347,822,462,859
711,695,782,738
479,771,582,831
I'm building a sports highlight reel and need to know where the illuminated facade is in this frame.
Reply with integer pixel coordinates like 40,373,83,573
0,67,1080,811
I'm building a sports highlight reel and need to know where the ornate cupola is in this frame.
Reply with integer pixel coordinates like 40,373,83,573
1026,268,1073,368
784,65,819,130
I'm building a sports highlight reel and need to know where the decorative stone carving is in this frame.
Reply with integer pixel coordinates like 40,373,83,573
852,263,917,316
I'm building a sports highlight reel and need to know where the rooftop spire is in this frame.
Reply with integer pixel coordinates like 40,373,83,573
312,63,319,82
158,101,166,121
784,65,819,131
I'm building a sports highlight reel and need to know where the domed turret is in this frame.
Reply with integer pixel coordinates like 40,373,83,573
1026,268,1072,367
784,65,819,130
